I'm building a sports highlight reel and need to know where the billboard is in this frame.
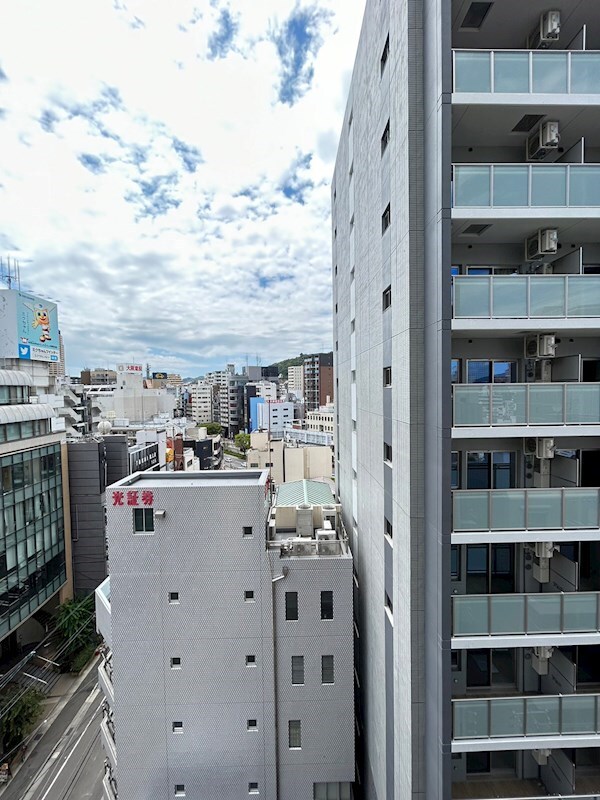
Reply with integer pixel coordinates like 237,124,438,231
152,372,168,380
0,289,59,362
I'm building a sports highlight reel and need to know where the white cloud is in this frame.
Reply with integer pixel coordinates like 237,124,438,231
0,0,365,375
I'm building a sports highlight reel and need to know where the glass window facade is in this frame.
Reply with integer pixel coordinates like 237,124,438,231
0,385,30,405
0,443,66,639
0,419,50,443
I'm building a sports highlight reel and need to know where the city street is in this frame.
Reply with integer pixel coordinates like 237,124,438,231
3,670,104,800
223,454,247,470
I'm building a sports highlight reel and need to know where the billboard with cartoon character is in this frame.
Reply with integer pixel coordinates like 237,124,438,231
0,289,59,362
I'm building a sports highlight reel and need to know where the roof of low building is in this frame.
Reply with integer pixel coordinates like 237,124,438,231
275,479,335,507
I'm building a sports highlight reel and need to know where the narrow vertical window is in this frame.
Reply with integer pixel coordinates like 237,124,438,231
381,204,391,234
321,590,334,620
381,119,390,155
380,34,390,75
288,720,302,749
382,285,392,310
285,591,298,620
291,656,305,685
321,655,335,684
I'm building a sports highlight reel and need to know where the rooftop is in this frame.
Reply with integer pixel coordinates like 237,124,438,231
275,479,335,507
109,469,268,490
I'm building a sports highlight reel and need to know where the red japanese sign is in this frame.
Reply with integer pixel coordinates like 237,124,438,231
112,490,154,507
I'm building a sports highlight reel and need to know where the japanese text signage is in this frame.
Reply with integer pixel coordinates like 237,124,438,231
112,489,154,507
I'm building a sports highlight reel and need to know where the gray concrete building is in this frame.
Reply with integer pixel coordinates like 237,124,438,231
333,2,600,799
95,472,354,800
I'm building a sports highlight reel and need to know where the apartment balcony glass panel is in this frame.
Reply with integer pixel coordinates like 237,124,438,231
454,50,600,95
452,592,600,637
453,165,600,208
453,489,600,532
453,384,600,427
453,694,600,739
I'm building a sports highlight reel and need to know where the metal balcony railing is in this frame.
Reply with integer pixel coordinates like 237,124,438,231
453,488,600,532
452,591,600,638
453,692,600,740
453,164,600,208
453,49,600,94
453,275,600,319
453,383,600,427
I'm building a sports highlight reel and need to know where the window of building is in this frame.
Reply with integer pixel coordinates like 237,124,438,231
321,655,334,684
170,657,182,669
384,443,392,464
381,203,391,234
249,783,259,795
133,508,154,533
244,590,255,603
451,651,461,671
383,367,391,387
285,591,297,620
382,285,391,310
175,786,186,797
466,360,517,384
243,526,253,537
451,545,460,580
451,359,461,384
466,452,516,490
314,784,352,800
169,592,180,604
292,655,305,685
289,719,302,749
384,518,393,542
380,34,390,75
451,452,460,489
247,719,258,731
172,721,183,733
321,590,334,620
246,654,256,666
466,544,515,594
381,119,390,155
385,592,393,615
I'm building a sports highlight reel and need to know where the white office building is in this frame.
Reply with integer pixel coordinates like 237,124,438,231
189,381,213,425
96,472,354,800
333,2,600,799
257,400,295,433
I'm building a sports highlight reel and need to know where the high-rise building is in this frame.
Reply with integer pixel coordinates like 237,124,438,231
95,472,353,800
333,3,600,799
303,353,333,412
189,380,213,425
48,330,66,378
288,365,304,397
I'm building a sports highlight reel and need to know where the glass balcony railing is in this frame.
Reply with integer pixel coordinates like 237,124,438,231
452,591,600,637
453,383,600,427
453,693,600,740
453,164,600,208
453,276,600,319
453,49,600,95
453,488,600,532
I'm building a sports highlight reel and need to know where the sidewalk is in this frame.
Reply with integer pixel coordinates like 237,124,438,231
0,654,100,794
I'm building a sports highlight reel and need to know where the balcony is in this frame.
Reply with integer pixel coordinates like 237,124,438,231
452,693,600,752
452,591,600,649
100,715,117,770
452,383,600,437
453,275,600,332
453,49,600,100
95,577,111,650
452,488,600,544
453,164,600,214
98,654,114,706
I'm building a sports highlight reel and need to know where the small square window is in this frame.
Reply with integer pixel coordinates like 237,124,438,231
244,590,255,602
246,654,256,666
383,367,391,387
384,443,392,464
172,721,183,733
243,526,253,537
169,592,180,604
170,657,181,669
382,285,392,310
380,34,390,75
247,719,258,730
321,590,334,620
285,591,298,621
381,119,390,155
133,507,154,533
249,782,259,795
175,786,186,797
381,203,391,234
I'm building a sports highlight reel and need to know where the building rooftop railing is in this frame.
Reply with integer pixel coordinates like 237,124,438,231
453,49,600,95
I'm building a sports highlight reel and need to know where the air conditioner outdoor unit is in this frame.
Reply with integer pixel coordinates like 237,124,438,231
536,437,555,459
526,229,558,261
524,333,556,359
316,529,336,542
524,437,537,456
527,121,560,161
527,10,561,49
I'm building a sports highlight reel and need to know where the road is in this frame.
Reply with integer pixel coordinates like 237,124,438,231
223,454,247,470
3,669,104,800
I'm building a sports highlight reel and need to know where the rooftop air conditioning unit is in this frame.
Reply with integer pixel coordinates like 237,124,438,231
536,437,555,459
524,333,556,359
295,504,313,538
316,529,336,542
527,10,561,49
526,229,558,261
527,121,560,161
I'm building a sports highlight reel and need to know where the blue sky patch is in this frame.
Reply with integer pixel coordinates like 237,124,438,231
208,9,238,59
280,152,313,204
172,137,203,173
79,153,105,174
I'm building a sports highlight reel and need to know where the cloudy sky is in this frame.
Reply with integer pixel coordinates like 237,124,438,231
0,0,364,377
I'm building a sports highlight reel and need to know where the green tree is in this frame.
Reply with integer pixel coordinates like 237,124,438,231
234,432,251,454
0,687,44,752
55,595,96,657
206,422,222,436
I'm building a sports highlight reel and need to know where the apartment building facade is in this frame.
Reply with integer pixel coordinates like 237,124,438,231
333,2,600,799
189,381,213,425
304,354,334,412
95,471,353,800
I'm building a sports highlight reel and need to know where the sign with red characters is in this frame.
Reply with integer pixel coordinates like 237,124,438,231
112,490,154,507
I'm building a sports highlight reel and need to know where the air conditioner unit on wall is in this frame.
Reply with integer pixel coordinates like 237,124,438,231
527,10,561,49
526,229,558,261
527,121,560,161
524,334,556,359
536,438,555,460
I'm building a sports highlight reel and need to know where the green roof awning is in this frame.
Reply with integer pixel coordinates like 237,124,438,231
275,479,334,507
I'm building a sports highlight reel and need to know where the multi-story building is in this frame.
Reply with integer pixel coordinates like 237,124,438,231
333,3,600,799
304,353,334,412
189,381,213,425
255,400,295,433
247,434,333,485
81,368,117,385
48,331,66,378
95,471,353,800
0,368,72,659
306,403,334,435
219,372,248,438
288,365,304,398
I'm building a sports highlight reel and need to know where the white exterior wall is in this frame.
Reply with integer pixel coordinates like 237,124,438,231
189,381,212,425
257,401,294,432
288,366,304,395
